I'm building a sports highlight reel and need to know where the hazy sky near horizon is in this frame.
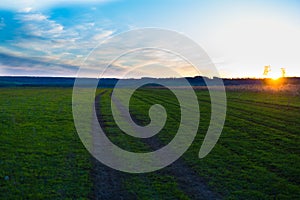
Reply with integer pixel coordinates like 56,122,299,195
0,0,299,78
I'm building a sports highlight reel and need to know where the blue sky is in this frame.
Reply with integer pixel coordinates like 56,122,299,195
0,0,299,78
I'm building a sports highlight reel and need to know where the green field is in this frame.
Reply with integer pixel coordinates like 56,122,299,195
0,87,299,199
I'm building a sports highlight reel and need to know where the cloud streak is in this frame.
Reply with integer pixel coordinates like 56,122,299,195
0,53,79,76
15,12,64,38
0,8,116,76
0,0,115,11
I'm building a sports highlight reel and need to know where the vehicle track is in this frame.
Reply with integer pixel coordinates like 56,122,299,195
109,93,221,200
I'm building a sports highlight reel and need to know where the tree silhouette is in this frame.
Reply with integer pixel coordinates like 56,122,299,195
263,65,271,76
281,68,286,77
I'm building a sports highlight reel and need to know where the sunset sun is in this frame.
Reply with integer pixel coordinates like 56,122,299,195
270,74,281,80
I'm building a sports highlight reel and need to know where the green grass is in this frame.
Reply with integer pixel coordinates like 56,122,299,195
0,88,91,199
0,87,299,199
99,88,300,199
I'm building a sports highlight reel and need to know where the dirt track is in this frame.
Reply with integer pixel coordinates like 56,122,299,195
91,91,221,200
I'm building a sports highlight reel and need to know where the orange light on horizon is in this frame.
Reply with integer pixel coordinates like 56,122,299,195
263,65,286,81
265,77,285,87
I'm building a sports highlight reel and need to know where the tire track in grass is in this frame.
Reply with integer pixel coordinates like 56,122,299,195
111,92,221,200
93,90,189,199
91,90,135,200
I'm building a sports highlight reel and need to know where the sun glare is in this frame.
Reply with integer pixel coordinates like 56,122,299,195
269,71,282,81
271,76,280,80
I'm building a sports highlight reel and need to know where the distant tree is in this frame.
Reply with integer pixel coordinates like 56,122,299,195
281,68,286,77
263,65,271,76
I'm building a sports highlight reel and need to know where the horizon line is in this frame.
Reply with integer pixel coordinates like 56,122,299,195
0,75,299,80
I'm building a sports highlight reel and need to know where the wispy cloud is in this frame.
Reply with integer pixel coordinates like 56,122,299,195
0,53,79,76
82,47,199,78
19,13,48,21
92,30,114,41
0,0,115,11
0,7,204,78
0,8,116,76
15,12,64,38
0,2,213,78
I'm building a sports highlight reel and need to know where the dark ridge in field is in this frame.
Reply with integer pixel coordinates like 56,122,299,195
91,92,135,200
112,94,221,200
91,92,221,200
113,95,222,200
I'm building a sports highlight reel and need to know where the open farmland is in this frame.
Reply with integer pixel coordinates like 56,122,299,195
0,87,299,199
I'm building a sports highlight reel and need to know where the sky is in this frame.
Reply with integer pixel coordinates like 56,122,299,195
0,0,299,78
